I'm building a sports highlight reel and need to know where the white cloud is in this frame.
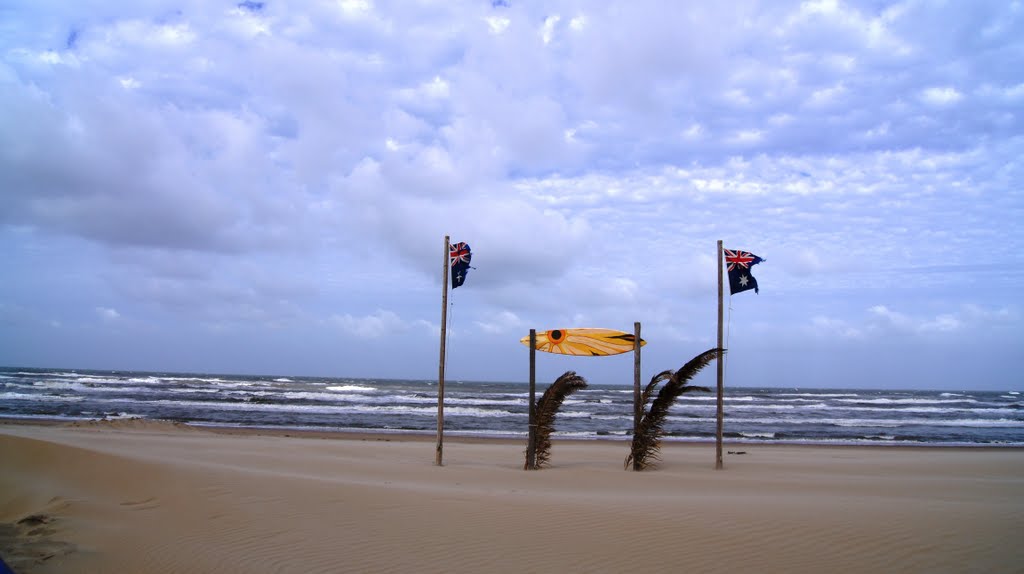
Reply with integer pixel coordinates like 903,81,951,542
118,76,141,89
920,86,963,106
729,129,763,145
422,76,450,99
330,310,408,338
808,315,863,339
977,83,1024,102
485,16,510,34
475,310,523,334
806,83,846,108
681,123,704,140
337,0,373,18
866,305,996,336
540,15,560,44
96,307,121,322
599,278,639,303
919,314,961,333
228,7,272,37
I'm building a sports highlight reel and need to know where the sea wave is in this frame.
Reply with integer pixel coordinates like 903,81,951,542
61,397,522,418
3,368,1021,446
776,393,860,398
325,385,376,393
1,392,85,402
835,397,979,405
667,415,1024,428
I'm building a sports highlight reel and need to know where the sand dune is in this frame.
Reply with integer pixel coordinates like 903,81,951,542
1,421,1022,573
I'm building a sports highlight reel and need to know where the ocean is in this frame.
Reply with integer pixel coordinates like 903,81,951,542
1,367,1021,446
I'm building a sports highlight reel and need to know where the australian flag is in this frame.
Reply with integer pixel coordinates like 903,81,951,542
450,241,472,289
725,249,763,295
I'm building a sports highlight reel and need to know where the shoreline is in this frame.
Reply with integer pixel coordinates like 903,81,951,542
3,416,1022,448
2,421,1023,573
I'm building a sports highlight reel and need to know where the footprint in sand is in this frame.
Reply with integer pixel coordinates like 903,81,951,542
0,513,76,571
120,497,160,511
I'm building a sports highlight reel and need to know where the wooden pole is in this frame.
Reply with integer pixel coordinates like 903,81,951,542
436,235,450,466
716,239,725,470
633,321,641,440
526,329,537,470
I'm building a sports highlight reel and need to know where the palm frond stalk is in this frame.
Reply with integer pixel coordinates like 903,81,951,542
526,371,588,469
626,348,721,471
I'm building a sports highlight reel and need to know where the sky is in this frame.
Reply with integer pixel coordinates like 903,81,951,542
1,0,1022,391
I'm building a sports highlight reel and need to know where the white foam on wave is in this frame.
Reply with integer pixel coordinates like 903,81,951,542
669,415,1024,428
555,411,596,419
835,397,978,405
79,397,519,418
686,396,754,402
93,412,149,420
185,380,264,389
835,405,1019,415
1,392,84,402
326,385,375,393
273,391,526,407
33,381,161,394
71,376,119,384
126,377,165,385
727,403,830,410
591,414,631,421
777,393,859,398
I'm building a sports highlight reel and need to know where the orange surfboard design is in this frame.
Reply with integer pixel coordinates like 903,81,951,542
520,328,646,356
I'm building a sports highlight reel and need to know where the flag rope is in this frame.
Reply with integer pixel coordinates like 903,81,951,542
724,300,734,385
444,298,455,375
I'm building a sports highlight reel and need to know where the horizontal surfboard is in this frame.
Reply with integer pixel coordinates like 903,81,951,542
520,328,647,356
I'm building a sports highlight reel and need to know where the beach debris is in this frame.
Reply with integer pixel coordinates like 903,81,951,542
525,371,588,469
625,348,720,471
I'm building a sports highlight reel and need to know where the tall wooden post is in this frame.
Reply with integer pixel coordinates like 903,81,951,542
436,235,450,466
525,329,537,470
716,240,725,470
633,322,642,439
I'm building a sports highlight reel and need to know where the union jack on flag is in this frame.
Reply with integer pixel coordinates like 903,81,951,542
449,241,472,289
724,248,763,295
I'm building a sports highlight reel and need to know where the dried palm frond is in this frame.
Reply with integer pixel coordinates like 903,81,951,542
626,348,721,471
526,371,588,469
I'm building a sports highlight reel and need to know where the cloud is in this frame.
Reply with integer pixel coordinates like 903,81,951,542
807,315,864,339
474,310,523,334
1,1,1022,388
96,307,121,322
920,86,964,107
329,309,428,339
865,304,1014,336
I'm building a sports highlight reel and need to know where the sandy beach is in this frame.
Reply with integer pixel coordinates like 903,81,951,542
1,420,1022,573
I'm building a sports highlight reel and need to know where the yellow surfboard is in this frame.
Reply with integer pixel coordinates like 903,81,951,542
520,328,647,356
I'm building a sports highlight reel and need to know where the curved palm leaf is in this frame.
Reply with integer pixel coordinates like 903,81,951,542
626,348,721,471
642,369,674,406
527,371,588,469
